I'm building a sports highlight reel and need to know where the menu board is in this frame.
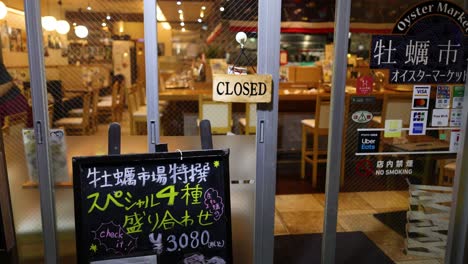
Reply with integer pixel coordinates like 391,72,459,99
73,149,232,264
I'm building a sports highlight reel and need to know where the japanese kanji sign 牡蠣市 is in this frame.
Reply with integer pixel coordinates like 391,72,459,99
370,1,468,84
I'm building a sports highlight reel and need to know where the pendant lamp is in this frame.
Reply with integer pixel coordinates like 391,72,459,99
0,1,7,19
42,16,57,31
56,0,70,34
56,20,70,34
74,25,88,38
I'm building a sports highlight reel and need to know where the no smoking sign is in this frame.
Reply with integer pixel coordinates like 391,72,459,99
355,159,374,177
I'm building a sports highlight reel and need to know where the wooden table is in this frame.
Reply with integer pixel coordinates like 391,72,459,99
159,81,321,101
383,135,456,185
159,82,416,102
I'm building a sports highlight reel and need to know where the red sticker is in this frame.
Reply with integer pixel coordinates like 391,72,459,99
356,76,373,95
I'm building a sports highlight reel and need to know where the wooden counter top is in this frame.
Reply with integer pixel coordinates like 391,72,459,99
160,81,323,101
159,82,411,102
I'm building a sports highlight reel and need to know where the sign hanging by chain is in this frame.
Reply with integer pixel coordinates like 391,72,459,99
213,32,272,103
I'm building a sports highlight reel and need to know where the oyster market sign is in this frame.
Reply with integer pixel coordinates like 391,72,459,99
394,1,468,34
370,0,468,84
213,74,272,103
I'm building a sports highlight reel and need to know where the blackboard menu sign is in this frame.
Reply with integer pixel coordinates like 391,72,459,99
73,149,232,264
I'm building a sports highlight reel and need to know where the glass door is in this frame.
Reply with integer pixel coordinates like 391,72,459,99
334,0,467,263
17,0,282,263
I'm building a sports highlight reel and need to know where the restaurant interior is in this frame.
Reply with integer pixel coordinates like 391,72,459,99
0,0,463,263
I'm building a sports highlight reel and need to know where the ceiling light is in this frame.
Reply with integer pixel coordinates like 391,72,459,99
201,6,206,10
55,1,69,35
72,22,77,26
42,16,57,31
181,27,186,32
180,22,185,27
179,14,184,20
162,23,171,30
156,4,171,29
86,5,92,10
220,7,225,12
200,11,204,18
56,20,70,34
197,18,202,23
178,9,183,14
101,22,107,27
0,2,7,19
106,15,111,20
176,1,181,5
74,25,88,38
118,21,124,33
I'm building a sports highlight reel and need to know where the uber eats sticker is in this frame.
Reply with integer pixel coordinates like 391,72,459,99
357,131,380,153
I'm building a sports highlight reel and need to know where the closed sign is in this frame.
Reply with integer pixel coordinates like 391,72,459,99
213,74,272,103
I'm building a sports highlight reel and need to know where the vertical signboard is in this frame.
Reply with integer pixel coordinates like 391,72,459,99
73,150,232,263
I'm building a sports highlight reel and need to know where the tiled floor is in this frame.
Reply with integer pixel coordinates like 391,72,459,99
274,191,444,263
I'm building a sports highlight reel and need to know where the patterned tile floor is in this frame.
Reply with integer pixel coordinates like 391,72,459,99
274,191,444,263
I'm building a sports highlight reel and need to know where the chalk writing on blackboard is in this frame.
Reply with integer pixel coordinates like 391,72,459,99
92,221,138,255
73,150,232,263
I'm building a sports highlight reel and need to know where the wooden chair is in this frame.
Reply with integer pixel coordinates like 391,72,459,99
135,82,146,106
239,103,256,134
97,81,124,122
54,92,91,135
68,79,101,133
301,94,330,188
372,92,413,128
198,95,232,134
127,90,147,135
439,160,456,186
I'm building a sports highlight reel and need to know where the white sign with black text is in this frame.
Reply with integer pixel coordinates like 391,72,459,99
431,109,449,127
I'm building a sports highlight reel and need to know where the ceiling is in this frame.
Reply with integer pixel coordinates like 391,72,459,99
3,0,217,30
7,0,217,31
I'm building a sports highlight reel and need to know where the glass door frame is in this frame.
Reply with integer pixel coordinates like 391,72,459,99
24,0,58,262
